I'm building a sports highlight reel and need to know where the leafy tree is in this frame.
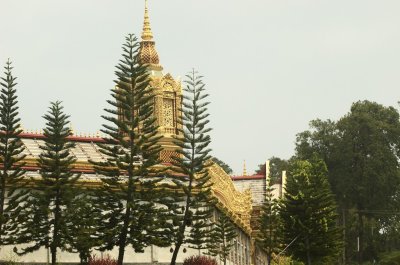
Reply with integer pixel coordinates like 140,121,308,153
91,34,172,265
0,59,27,246
335,101,400,263
256,157,288,184
295,101,400,263
280,158,341,265
15,101,80,265
257,179,282,265
169,70,215,265
295,119,338,164
211,157,232,175
208,213,237,265
379,190,400,252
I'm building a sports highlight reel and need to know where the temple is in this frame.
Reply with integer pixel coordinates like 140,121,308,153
0,2,272,265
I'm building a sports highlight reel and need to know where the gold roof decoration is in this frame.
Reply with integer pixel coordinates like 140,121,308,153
141,0,153,41
139,0,162,70
207,160,253,235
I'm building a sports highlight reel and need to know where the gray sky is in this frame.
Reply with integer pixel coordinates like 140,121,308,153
1,0,400,175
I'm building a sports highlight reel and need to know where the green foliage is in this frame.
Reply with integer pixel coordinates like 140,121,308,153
0,59,27,246
169,70,215,265
379,251,400,265
280,158,341,265
15,101,80,265
257,180,282,265
295,101,400,262
335,101,400,213
187,219,211,253
256,157,288,184
64,189,102,265
270,255,304,265
91,34,172,265
211,157,232,175
207,213,237,265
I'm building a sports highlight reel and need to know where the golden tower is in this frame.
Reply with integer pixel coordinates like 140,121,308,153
139,0,182,163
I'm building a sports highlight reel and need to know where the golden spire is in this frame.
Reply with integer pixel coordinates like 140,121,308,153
243,160,247,176
141,0,153,41
139,0,161,68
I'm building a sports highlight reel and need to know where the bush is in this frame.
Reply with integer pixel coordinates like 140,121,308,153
379,251,400,265
183,255,218,265
88,254,117,265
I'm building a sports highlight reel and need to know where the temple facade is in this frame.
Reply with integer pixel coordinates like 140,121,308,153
0,2,268,264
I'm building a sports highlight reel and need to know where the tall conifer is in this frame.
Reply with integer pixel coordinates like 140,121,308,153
208,213,237,265
15,101,80,265
280,158,341,265
0,59,27,246
64,189,102,265
169,70,215,265
257,179,282,265
91,34,172,265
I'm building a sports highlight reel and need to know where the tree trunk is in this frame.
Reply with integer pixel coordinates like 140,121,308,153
0,174,6,238
357,213,364,265
306,236,312,265
51,246,57,265
118,166,135,265
52,189,62,265
342,207,346,265
118,199,132,265
80,251,89,265
170,242,182,265
0,144,9,242
267,255,271,265
171,177,192,265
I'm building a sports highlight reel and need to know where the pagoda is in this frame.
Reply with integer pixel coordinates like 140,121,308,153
139,0,182,163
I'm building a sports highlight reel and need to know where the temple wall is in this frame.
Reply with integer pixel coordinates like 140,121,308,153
232,179,282,206
232,179,265,206
0,209,257,265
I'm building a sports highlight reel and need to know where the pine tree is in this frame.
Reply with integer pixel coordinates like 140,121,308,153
64,189,102,265
169,70,215,265
15,101,80,265
91,34,172,265
187,219,211,255
208,213,237,265
280,158,341,265
0,59,27,246
257,179,282,265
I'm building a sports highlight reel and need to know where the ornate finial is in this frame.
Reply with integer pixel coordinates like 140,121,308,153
243,160,247,176
139,0,162,68
142,0,153,41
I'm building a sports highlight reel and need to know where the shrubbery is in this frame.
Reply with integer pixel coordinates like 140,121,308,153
379,251,400,265
183,255,218,265
88,254,117,265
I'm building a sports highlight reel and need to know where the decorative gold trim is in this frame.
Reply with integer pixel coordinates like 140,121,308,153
207,161,253,235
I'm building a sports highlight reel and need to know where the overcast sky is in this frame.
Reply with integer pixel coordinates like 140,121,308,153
1,0,400,175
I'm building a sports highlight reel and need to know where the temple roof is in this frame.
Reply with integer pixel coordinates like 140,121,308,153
231,174,265,181
20,133,106,166
17,132,253,234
